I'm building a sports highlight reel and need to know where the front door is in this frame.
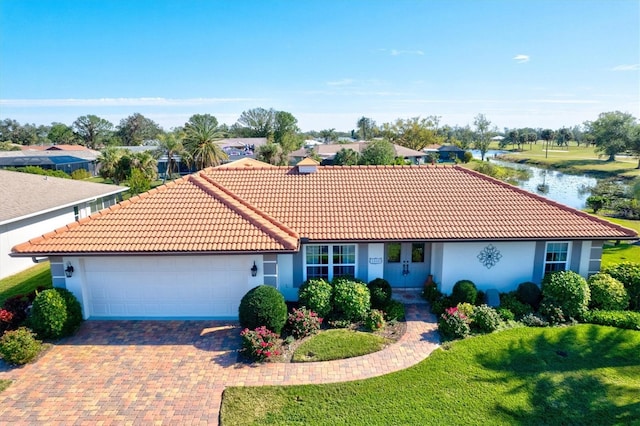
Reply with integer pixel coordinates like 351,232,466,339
384,242,430,288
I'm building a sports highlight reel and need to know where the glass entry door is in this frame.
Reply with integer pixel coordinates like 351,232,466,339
384,242,429,288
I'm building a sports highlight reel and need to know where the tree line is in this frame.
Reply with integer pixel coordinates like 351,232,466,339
1,109,638,190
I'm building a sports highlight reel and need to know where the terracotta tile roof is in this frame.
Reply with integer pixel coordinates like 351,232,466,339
11,164,636,256
12,173,299,255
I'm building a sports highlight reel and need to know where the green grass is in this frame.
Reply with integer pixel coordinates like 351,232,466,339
291,329,389,362
221,325,640,425
602,243,640,266
0,262,52,306
0,380,11,393
498,143,640,179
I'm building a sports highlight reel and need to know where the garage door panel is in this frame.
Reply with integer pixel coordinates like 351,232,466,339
85,256,255,318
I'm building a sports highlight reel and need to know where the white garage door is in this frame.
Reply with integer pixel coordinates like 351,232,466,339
84,255,255,318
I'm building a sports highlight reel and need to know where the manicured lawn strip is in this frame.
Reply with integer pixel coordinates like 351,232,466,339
0,380,11,393
291,329,388,362
0,262,52,305
602,243,640,266
221,325,640,425
600,216,640,234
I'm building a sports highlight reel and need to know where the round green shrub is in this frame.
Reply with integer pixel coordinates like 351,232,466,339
499,292,534,319
438,308,470,341
422,283,442,303
0,327,43,365
238,285,287,334
431,296,454,316
541,271,590,319
496,307,515,322
53,288,83,335
298,279,333,318
587,272,630,311
383,300,405,321
332,280,371,322
538,301,566,325
471,305,501,333
516,282,542,310
367,278,392,309
451,280,478,305
29,289,67,339
365,309,386,331
601,262,640,311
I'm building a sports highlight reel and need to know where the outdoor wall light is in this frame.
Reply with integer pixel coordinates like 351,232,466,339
64,262,74,278
251,261,258,277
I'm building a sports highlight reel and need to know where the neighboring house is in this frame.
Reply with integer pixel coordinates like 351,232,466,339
119,138,268,178
11,158,636,319
289,142,426,165
0,146,100,175
437,145,466,162
1,170,128,279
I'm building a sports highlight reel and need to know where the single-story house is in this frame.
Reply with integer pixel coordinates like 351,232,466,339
437,145,467,162
0,147,100,175
289,142,426,165
1,170,128,279
11,158,636,319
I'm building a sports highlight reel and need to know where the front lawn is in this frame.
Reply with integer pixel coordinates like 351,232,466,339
602,243,640,266
0,262,52,306
221,325,640,425
291,329,389,362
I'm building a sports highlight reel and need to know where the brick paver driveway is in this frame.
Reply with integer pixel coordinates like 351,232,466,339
0,305,439,425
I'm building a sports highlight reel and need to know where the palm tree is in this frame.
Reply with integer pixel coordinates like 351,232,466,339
156,131,189,182
183,114,228,169
130,151,157,182
97,146,124,182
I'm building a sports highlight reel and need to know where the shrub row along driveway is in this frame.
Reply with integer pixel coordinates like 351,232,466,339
0,305,439,425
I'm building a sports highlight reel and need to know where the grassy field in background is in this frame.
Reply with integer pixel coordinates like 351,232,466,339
496,142,640,179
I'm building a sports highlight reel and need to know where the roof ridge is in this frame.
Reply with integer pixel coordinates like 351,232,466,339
189,173,299,250
455,166,637,237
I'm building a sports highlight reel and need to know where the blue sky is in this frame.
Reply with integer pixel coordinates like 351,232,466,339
1,0,638,132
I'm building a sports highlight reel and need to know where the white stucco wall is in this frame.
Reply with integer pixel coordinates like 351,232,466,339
1,208,76,279
438,241,537,294
277,254,296,300
366,243,384,282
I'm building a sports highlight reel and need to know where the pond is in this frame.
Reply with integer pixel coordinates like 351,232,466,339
470,150,597,209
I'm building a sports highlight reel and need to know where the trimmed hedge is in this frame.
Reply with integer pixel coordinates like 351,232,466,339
516,282,542,310
583,310,640,331
332,280,370,322
602,262,640,311
541,271,590,319
238,286,287,334
587,273,629,311
451,280,478,305
29,289,67,339
298,279,333,318
367,278,392,309
0,327,43,365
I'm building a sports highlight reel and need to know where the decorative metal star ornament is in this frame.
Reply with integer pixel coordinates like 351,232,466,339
478,244,502,269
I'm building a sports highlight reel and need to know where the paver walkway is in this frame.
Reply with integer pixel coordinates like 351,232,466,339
0,304,439,425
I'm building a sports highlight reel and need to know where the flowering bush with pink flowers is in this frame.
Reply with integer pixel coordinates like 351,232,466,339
0,309,14,334
286,307,323,339
240,326,282,362
438,307,471,341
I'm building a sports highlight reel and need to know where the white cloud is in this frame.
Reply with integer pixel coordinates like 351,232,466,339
513,54,530,63
0,97,264,107
610,64,639,71
390,49,424,56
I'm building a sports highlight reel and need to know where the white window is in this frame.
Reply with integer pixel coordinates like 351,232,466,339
305,244,356,281
544,242,570,274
